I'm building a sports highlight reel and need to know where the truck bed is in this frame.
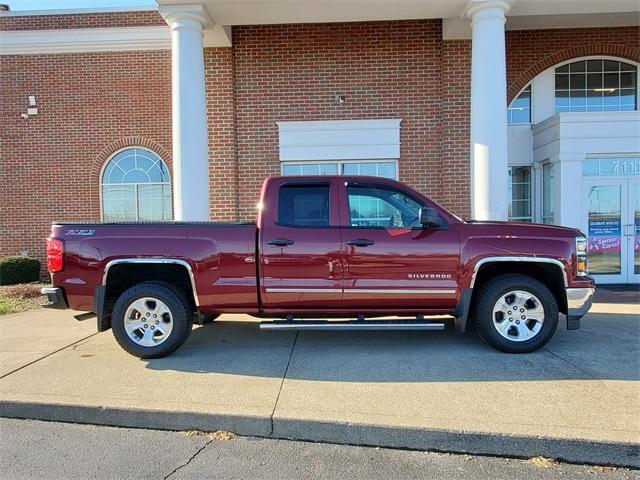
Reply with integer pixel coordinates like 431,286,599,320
50,222,259,312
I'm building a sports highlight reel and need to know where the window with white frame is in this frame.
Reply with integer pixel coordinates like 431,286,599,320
542,162,555,225
281,160,398,179
508,85,532,124
555,59,637,113
101,147,171,221
508,166,532,222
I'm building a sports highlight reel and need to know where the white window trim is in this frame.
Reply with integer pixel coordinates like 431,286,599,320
277,119,402,162
99,146,172,222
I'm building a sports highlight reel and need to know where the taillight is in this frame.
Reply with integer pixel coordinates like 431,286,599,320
46,238,64,273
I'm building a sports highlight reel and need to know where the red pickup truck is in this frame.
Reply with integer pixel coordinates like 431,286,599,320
42,176,594,358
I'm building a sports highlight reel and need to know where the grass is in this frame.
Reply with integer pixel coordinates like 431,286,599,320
0,282,49,315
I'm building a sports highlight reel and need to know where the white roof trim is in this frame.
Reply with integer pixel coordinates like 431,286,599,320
0,26,171,54
0,6,158,17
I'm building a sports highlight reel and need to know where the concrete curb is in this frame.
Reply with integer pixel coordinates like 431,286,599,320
0,401,271,437
2,400,638,469
274,418,640,469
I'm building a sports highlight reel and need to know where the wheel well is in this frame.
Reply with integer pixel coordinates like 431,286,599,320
472,262,567,315
100,263,197,330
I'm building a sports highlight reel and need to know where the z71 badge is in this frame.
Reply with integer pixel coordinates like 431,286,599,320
65,229,95,236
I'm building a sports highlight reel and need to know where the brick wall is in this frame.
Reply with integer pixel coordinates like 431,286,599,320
231,20,446,221
2,11,639,272
506,26,640,101
0,50,172,272
440,40,471,217
205,48,239,220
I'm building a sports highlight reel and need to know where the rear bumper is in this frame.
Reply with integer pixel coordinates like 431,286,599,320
41,287,68,310
565,286,594,329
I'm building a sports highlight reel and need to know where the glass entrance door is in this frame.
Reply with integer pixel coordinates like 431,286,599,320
629,180,640,283
582,179,638,283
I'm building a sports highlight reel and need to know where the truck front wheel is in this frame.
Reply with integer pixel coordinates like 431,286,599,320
472,274,559,353
111,281,193,358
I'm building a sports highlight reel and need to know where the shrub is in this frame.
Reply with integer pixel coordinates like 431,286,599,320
1,283,43,298
0,256,41,285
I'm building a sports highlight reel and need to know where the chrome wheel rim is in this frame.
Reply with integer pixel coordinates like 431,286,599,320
124,297,173,347
492,290,544,342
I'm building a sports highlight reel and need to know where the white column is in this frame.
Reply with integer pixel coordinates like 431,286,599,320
160,4,211,221
466,0,512,220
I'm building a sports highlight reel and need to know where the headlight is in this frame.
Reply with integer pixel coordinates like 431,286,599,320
576,236,588,276
576,237,588,255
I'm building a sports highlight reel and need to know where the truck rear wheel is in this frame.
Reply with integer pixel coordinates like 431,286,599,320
472,274,558,353
111,281,193,358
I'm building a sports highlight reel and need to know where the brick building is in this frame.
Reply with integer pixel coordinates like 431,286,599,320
1,0,639,283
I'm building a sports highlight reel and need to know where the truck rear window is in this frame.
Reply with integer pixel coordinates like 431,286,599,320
278,184,330,227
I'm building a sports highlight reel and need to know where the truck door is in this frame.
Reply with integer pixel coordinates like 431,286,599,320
340,181,459,309
259,178,343,309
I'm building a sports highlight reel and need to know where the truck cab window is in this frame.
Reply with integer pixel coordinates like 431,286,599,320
347,185,422,228
278,184,330,227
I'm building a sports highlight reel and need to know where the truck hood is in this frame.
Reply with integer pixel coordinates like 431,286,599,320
463,220,584,238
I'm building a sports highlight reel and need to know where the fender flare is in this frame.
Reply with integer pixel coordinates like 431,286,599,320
455,256,569,333
96,258,199,332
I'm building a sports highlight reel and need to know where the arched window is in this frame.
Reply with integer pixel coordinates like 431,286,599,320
508,84,532,124
555,59,637,113
101,147,171,221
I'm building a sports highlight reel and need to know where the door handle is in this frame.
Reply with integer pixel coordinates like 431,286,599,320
267,238,295,247
346,238,375,247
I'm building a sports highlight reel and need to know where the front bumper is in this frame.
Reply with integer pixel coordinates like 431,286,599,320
41,287,68,310
565,286,594,329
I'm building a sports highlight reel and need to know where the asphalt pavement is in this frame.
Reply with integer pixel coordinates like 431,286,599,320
0,418,637,480
2,302,639,467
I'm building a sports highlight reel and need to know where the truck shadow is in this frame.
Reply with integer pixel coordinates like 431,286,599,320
143,312,640,383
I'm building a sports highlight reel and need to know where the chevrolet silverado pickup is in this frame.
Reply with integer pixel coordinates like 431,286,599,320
42,176,594,358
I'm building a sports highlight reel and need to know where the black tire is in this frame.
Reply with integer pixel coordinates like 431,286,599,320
111,281,193,358
472,274,559,353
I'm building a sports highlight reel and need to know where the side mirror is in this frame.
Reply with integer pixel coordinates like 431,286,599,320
419,207,442,228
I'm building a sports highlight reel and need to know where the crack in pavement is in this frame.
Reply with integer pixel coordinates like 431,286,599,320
0,333,99,380
542,347,599,380
164,439,213,479
270,331,299,436
542,347,635,397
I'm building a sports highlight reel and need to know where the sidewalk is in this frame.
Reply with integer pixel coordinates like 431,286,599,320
1,295,638,467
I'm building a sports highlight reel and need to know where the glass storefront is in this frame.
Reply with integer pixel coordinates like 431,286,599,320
586,184,622,274
633,182,640,275
582,156,640,283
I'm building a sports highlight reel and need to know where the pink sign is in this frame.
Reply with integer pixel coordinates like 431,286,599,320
589,236,621,252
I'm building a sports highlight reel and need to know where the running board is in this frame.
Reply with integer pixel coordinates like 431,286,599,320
259,319,445,331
